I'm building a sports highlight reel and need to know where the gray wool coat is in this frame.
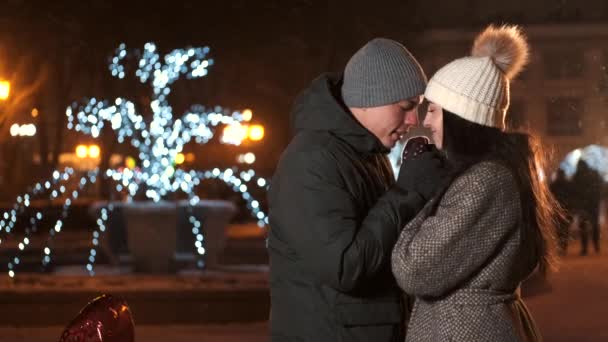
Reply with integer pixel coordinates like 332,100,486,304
391,161,542,342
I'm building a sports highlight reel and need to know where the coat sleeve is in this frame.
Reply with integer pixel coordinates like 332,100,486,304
269,148,426,293
391,162,521,297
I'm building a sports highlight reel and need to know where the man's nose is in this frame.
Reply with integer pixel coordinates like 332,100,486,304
404,110,419,127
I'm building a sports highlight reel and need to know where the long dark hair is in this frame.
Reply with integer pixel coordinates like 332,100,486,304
442,109,560,274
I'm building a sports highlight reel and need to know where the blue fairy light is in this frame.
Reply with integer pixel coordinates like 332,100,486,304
3,42,271,278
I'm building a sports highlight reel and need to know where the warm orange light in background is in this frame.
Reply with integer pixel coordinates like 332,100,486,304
175,153,185,165
185,153,195,162
31,108,39,118
88,145,101,158
248,124,265,141
75,145,88,158
222,124,248,144
242,109,253,121
75,144,100,158
222,119,264,145
0,80,9,101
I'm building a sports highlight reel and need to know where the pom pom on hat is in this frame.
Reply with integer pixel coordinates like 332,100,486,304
472,24,529,80
424,24,530,128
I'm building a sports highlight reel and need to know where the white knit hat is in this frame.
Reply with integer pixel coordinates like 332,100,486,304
424,25,529,128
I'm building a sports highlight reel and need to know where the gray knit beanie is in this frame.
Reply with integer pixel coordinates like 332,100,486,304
342,38,427,108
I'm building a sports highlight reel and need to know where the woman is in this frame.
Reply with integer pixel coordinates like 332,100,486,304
391,25,561,341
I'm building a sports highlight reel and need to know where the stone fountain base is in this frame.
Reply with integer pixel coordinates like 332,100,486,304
91,200,236,273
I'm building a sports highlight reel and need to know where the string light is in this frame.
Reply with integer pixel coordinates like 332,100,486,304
87,203,112,276
196,169,269,228
41,170,95,270
0,168,74,238
67,42,253,202
2,42,271,278
2,168,77,277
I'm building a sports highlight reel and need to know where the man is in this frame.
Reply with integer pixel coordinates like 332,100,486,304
268,38,449,341
572,160,602,255
549,168,573,255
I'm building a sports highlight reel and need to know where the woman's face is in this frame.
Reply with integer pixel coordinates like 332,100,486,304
423,101,444,149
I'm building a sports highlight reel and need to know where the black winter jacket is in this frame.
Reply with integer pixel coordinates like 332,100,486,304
268,73,426,342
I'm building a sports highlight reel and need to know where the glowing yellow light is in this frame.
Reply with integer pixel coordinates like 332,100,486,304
0,81,10,101
125,156,136,169
242,109,253,121
222,124,248,144
175,153,185,165
76,145,88,158
31,108,39,118
244,152,256,164
248,124,265,141
88,145,101,158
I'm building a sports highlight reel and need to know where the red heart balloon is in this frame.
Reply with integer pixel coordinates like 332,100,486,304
59,294,135,342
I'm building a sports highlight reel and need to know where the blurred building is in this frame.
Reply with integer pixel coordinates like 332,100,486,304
413,23,608,173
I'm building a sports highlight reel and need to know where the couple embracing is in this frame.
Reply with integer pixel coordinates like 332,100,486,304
267,24,560,342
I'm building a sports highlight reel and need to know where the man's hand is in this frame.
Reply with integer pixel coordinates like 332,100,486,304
396,146,452,201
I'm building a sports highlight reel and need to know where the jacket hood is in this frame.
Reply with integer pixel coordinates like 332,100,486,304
291,73,388,154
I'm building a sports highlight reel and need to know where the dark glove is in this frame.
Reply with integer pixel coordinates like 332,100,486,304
396,145,451,201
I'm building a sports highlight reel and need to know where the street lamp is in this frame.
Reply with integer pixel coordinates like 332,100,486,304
88,145,101,159
221,123,265,145
0,80,9,101
75,144,101,159
10,124,36,137
76,145,89,158
74,144,101,171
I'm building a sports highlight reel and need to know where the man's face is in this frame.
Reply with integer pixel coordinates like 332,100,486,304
356,96,421,148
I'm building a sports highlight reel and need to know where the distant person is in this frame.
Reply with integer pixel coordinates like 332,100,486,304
550,168,574,254
571,160,602,255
